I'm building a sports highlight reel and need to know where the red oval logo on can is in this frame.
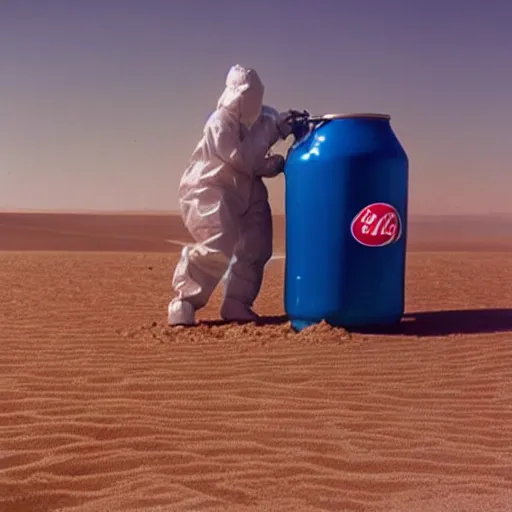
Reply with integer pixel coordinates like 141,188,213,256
351,203,402,247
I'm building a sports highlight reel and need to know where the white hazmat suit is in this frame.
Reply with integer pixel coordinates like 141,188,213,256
168,65,291,326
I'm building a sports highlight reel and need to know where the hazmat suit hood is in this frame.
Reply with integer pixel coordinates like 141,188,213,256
216,64,264,128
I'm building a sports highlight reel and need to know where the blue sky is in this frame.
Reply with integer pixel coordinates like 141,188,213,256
1,0,511,213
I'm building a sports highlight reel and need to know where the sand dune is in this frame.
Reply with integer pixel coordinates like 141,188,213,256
1,214,512,511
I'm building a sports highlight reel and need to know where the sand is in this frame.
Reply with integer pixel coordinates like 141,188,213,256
1,212,511,512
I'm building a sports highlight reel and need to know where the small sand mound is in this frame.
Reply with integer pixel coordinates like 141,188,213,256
296,319,352,341
120,318,353,349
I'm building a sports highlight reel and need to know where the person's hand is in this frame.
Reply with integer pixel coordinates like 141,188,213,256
268,154,285,172
257,154,285,178
285,109,308,119
276,112,294,139
276,109,309,139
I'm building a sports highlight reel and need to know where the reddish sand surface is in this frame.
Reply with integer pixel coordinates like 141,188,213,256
1,212,511,511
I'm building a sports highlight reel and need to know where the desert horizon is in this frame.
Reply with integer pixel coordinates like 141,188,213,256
3,208,512,218
1,213,512,511
1,211,511,254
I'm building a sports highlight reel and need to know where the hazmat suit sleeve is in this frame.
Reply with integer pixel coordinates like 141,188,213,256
207,113,268,178
251,110,292,150
255,155,285,178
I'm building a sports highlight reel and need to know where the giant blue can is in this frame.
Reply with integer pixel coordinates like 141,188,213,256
284,113,409,331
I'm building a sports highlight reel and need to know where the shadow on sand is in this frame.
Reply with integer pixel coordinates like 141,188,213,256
200,310,512,337
356,308,512,337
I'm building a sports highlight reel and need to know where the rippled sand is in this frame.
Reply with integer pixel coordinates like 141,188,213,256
1,213,511,511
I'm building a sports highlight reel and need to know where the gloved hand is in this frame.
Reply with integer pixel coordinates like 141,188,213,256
276,109,309,139
255,154,285,178
276,111,294,139
286,109,309,119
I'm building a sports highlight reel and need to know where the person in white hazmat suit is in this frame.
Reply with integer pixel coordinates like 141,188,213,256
168,64,294,326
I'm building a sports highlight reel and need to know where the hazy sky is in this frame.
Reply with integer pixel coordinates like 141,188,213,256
1,0,511,214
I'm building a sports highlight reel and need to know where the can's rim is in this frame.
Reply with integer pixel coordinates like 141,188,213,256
317,113,391,121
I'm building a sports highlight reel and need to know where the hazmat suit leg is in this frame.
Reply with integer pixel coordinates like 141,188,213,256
220,180,273,322
168,186,241,326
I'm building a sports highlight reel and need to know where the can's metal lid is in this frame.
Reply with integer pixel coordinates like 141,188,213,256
317,113,391,121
